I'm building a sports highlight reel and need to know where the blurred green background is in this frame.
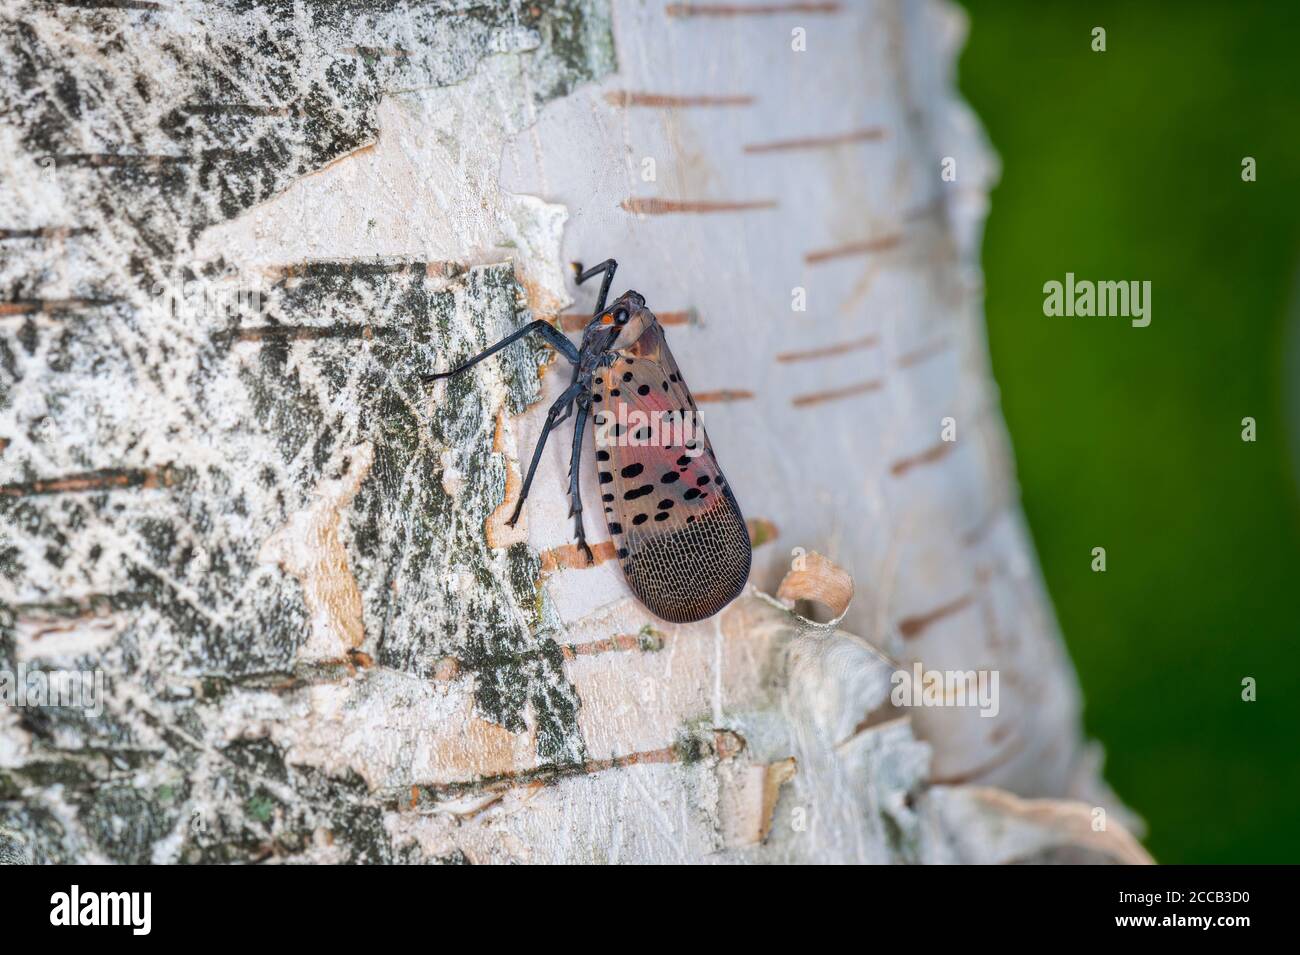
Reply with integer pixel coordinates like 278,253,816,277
957,0,1300,863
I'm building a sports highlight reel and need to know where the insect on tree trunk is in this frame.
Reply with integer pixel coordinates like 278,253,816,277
0,0,1148,864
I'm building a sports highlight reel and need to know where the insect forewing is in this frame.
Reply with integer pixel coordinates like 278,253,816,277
591,320,751,623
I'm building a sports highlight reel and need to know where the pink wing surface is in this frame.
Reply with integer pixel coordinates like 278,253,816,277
591,323,751,623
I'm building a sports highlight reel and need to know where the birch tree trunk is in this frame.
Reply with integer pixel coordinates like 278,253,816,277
0,0,1148,864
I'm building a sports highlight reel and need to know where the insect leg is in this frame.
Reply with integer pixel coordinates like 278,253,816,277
573,259,618,315
423,320,577,383
505,381,584,528
566,400,593,564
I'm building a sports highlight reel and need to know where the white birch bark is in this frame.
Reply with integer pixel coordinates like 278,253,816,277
0,0,1146,864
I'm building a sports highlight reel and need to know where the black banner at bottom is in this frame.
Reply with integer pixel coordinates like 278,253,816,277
0,863,1280,940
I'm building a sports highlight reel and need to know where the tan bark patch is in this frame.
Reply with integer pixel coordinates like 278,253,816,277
259,442,373,661
484,410,528,549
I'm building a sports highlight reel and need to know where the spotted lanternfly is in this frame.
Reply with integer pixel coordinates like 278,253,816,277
425,259,751,623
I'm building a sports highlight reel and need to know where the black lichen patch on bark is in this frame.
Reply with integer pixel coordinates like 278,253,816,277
70,784,183,866
319,263,588,768
0,0,612,863
0,605,14,674
0,804,63,864
182,738,393,864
